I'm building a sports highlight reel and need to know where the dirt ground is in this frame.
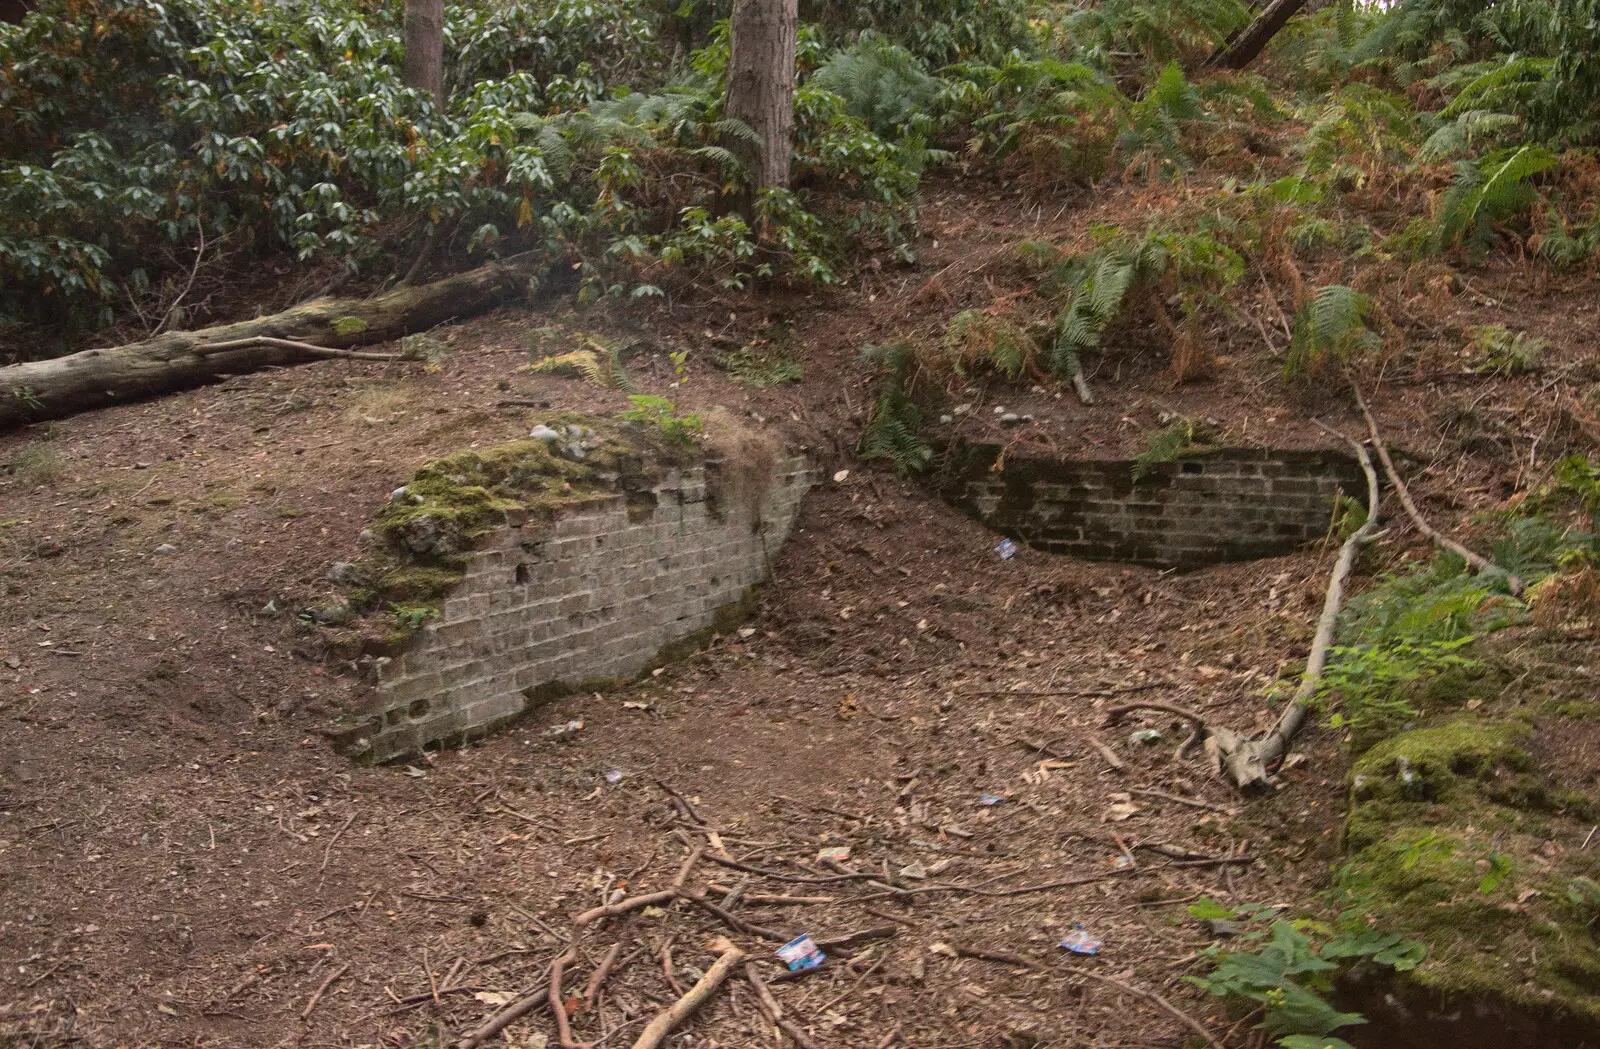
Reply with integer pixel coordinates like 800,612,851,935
2,174,1594,1049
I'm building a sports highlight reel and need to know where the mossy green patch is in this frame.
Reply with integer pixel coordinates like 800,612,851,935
1342,712,1600,1027
340,415,696,641
1542,699,1600,719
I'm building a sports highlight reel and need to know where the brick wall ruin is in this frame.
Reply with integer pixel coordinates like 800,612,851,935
939,444,1365,568
335,453,814,762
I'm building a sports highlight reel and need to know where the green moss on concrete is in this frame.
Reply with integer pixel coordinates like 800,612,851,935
345,417,689,636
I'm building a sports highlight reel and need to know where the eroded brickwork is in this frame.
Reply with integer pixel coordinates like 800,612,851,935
342,456,813,761
940,445,1364,568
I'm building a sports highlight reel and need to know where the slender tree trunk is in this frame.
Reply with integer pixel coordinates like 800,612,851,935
405,0,445,107
1206,0,1307,70
725,0,798,192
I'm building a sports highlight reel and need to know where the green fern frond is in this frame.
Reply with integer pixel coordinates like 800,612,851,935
690,145,746,175
812,38,939,136
1433,55,1551,120
1132,418,1212,482
1467,323,1546,375
1418,109,1521,160
856,340,931,474
535,126,575,182
1434,144,1557,257
1286,284,1379,378
1533,208,1600,269
709,117,760,145
1143,60,1203,121
524,350,611,386
857,397,933,475
942,309,1038,379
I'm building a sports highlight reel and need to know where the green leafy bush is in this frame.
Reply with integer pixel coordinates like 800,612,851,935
617,394,703,443
1189,901,1424,1048
0,0,934,348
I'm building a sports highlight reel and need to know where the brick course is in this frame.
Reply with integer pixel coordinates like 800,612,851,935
939,444,1365,568
340,454,814,762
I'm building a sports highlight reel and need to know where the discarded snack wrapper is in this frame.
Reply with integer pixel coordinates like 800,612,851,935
1128,728,1163,744
603,768,624,784
1059,924,1102,955
817,846,852,863
977,793,1007,806
546,719,584,740
776,934,826,972
994,538,1020,561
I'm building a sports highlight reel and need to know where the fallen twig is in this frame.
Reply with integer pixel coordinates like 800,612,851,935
456,987,550,1049
301,963,349,1021
703,852,880,885
1089,736,1127,772
816,927,899,952
677,888,789,942
574,846,704,926
196,336,402,362
1128,788,1234,815
1136,841,1254,866
655,780,708,827
1015,737,1075,761
1069,970,1224,1049
744,962,819,1049
584,942,625,1015
629,944,745,1049
850,867,1137,905
1103,702,1207,729
550,941,585,1049
705,885,836,906
972,682,1165,699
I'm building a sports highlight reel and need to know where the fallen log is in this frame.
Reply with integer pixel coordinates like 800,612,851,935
0,253,541,430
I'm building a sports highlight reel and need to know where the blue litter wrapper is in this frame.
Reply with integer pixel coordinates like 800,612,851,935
776,934,826,972
1059,926,1102,955
977,793,1007,806
994,538,1020,560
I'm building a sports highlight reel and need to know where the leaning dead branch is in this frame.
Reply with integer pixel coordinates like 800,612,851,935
1352,380,1525,595
1106,423,1383,791
1211,423,1382,790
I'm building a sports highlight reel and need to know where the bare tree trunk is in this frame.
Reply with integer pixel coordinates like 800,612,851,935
1206,0,1307,70
725,0,798,192
405,0,445,107
0,254,539,430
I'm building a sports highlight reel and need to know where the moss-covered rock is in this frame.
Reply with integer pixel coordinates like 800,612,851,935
1340,710,1600,1039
